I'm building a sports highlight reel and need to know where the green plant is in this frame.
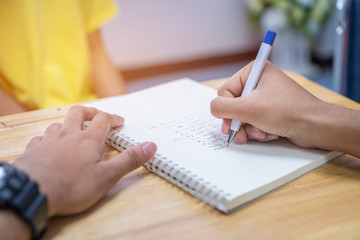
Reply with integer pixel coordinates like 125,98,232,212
248,0,334,40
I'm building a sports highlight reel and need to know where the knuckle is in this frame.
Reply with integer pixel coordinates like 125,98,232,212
95,110,112,122
69,105,100,118
44,123,62,136
52,122,62,127
47,122,62,130
265,59,273,67
210,98,220,116
27,136,43,147
102,111,113,121
217,87,226,97
69,105,85,113
86,107,100,117
31,136,42,142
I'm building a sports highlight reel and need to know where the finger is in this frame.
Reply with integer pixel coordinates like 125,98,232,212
111,114,125,129
235,126,248,144
244,125,266,141
87,112,124,133
44,122,62,137
62,105,99,131
265,133,279,141
104,142,157,179
211,96,255,124
221,119,231,135
217,62,254,98
244,125,279,142
85,111,124,143
26,136,43,149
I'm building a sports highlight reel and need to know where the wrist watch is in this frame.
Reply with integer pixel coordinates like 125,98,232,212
0,162,48,239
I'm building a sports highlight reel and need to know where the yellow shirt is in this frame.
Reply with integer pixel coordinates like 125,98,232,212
0,0,116,110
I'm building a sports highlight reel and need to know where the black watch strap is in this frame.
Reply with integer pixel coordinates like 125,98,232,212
0,162,48,239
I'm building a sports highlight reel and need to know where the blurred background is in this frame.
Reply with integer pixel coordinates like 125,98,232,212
102,0,359,101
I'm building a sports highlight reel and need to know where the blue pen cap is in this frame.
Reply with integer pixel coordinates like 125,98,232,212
263,30,276,46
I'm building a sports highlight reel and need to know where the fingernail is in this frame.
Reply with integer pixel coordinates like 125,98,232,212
221,124,228,134
250,129,262,139
266,134,279,140
235,134,247,144
140,142,157,158
112,115,125,128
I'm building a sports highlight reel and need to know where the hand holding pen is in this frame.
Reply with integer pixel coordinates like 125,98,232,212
226,30,276,146
210,29,337,151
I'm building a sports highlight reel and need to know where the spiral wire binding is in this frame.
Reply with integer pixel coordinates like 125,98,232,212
106,130,228,212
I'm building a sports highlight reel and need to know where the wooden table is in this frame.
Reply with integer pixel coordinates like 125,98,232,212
1,73,360,240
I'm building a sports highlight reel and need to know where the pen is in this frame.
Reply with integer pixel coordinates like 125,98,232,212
227,30,276,146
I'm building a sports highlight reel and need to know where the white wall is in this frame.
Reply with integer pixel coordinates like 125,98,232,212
102,0,261,69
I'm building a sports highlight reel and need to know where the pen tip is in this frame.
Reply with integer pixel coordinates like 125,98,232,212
227,130,237,147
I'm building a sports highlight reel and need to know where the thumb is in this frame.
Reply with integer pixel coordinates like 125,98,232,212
108,142,157,178
210,95,255,124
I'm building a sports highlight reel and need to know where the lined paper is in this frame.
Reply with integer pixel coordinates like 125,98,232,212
85,79,340,210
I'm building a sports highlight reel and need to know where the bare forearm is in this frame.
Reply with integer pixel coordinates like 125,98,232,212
0,210,31,240
89,30,127,97
0,87,26,116
309,102,360,158
91,52,127,97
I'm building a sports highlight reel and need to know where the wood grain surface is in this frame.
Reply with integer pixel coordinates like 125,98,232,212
1,73,359,240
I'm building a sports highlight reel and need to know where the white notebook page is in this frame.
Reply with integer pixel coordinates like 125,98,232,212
85,78,339,204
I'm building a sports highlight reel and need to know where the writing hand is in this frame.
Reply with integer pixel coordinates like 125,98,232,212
211,61,324,148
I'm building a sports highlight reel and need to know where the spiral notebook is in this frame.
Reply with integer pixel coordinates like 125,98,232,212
85,78,341,213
